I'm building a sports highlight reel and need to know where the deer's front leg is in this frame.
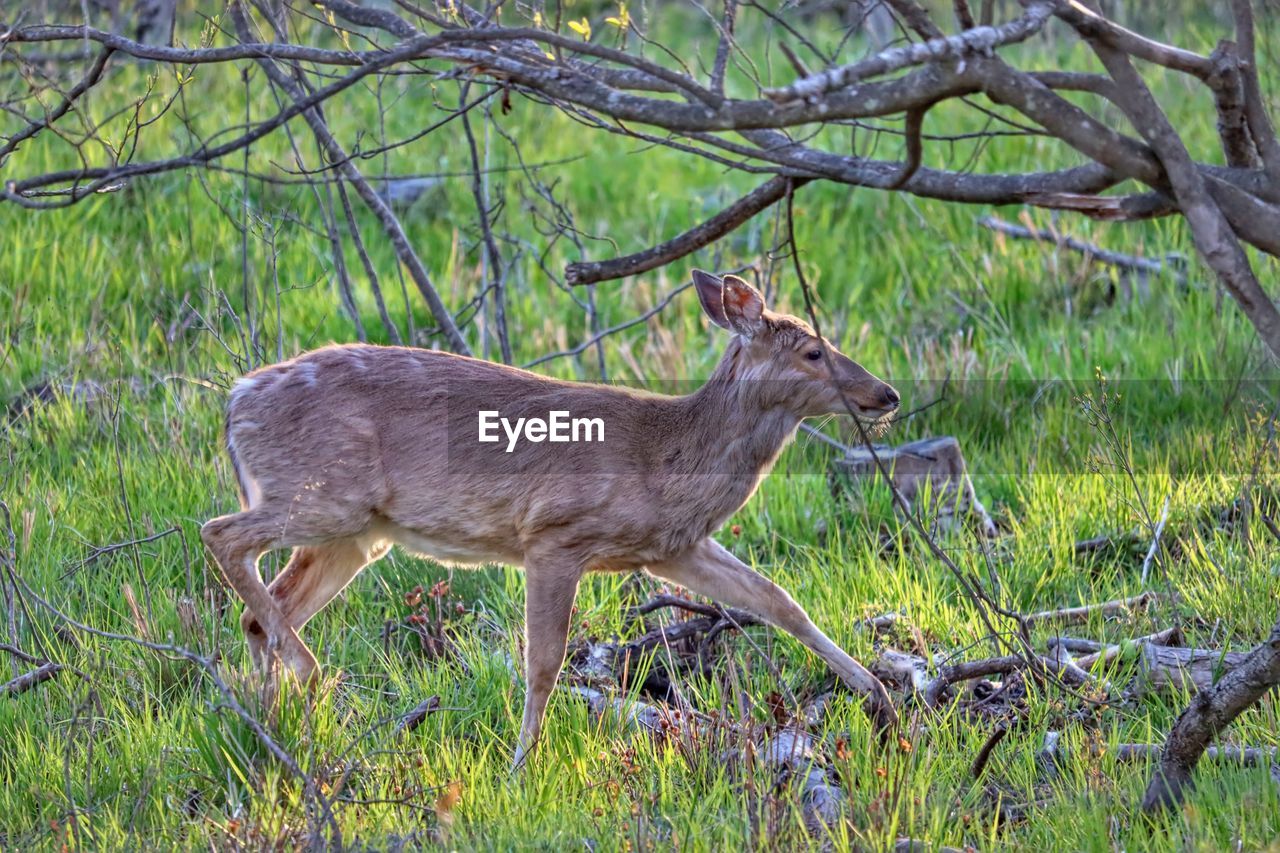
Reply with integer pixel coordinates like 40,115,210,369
647,538,898,733
513,558,583,770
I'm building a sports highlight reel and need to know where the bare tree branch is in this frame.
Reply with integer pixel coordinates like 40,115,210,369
1207,39,1260,169
762,2,1054,103
1141,620,1280,811
1229,0,1280,180
1046,1,1214,79
227,4,469,353
566,175,808,286
0,46,112,164
1083,33,1280,359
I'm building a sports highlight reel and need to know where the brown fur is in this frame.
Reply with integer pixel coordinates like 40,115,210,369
201,271,901,764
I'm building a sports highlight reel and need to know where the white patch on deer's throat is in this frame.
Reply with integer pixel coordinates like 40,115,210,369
736,360,770,384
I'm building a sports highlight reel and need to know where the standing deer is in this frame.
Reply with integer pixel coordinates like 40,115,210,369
201,270,902,765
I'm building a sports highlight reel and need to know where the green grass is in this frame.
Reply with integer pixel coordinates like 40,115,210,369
3,5,1280,850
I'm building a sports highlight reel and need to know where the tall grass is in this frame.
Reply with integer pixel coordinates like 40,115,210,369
1,5,1278,849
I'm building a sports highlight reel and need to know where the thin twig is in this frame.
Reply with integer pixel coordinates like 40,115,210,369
1140,495,1172,586
970,724,1009,779
523,282,693,369
979,216,1186,284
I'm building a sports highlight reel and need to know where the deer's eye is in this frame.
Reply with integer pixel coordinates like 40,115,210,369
805,349,823,361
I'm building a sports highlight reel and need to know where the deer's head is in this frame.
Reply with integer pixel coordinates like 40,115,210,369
693,269,899,428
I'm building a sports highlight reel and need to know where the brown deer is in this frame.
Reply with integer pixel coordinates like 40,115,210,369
201,270,901,765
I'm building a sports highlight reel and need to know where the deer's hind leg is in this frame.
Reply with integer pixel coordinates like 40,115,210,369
201,503,373,682
243,537,391,672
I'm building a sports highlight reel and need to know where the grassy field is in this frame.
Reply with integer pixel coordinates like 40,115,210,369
3,5,1280,850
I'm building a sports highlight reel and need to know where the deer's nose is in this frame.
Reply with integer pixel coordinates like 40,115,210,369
881,385,901,408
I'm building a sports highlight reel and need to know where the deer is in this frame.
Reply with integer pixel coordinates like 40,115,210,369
201,269,902,766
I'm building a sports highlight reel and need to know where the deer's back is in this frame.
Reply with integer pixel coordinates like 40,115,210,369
222,345,713,567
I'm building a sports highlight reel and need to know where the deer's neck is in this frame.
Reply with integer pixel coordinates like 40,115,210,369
674,339,800,487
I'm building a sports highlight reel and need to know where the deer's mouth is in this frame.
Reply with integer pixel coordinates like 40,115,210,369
850,404,897,436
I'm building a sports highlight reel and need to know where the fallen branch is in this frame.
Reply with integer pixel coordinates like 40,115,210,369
0,642,40,665
1046,636,1106,655
1024,591,1165,627
922,654,1024,707
1071,626,1183,670
395,695,442,735
1037,731,1278,777
1115,743,1277,765
970,724,1010,779
1071,530,1142,554
877,649,1098,708
979,216,1187,284
2,661,62,696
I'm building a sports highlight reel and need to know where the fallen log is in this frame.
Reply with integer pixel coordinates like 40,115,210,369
1072,627,1183,670
1131,645,1249,697
832,436,997,537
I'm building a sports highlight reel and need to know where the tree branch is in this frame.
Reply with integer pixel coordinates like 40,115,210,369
1084,37,1280,360
1142,620,1280,811
762,2,1054,104
227,4,470,354
1229,0,1280,180
566,175,808,286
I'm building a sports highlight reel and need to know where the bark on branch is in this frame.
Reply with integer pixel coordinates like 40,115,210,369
762,2,1054,103
1141,621,1280,811
565,176,809,286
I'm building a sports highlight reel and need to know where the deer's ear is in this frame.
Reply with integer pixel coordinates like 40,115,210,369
721,274,765,336
692,269,732,331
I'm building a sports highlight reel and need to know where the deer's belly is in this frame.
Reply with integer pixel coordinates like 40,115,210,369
373,520,522,567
